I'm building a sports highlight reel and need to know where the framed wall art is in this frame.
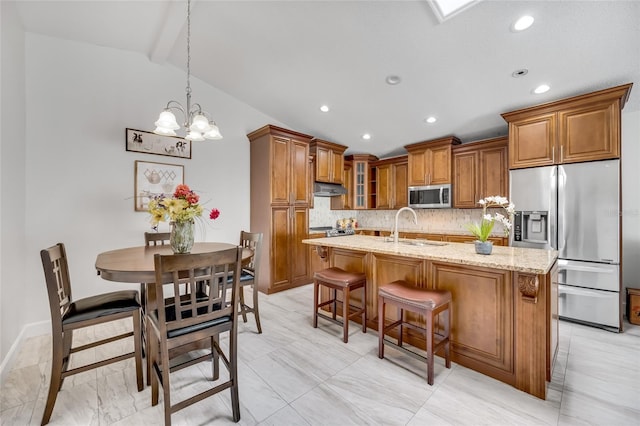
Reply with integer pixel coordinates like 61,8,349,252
126,128,191,159
134,160,184,211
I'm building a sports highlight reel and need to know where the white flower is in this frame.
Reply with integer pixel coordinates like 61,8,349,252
469,195,516,239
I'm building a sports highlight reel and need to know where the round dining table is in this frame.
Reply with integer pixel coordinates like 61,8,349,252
95,242,251,284
95,242,253,383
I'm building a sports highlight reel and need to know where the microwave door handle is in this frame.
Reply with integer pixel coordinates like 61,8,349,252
439,187,444,205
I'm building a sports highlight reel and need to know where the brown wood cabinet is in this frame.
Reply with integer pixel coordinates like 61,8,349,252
346,154,378,209
317,241,557,399
405,136,461,186
373,155,408,209
453,137,508,208
502,83,632,169
307,234,329,281
310,139,347,184
331,160,353,210
248,125,313,294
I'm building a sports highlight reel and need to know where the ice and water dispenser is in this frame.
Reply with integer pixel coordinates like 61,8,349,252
513,211,549,245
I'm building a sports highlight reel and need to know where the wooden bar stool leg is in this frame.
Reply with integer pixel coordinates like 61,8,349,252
343,287,350,343
426,310,434,385
445,303,451,368
313,280,319,328
361,286,367,333
332,288,337,320
398,308,404,347
378,294,385,358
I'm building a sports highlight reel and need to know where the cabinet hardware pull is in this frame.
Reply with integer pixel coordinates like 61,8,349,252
560,145,563,161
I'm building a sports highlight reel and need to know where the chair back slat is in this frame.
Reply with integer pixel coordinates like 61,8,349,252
240,231,263,276
154,247,242,336
41,243,73,324
145,232,171,246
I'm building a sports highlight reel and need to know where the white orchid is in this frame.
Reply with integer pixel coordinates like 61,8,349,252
466,196,515,242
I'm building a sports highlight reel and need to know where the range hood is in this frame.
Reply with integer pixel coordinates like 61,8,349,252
313,181,347,197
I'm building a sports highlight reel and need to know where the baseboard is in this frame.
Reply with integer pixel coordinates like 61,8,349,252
0,320,50,384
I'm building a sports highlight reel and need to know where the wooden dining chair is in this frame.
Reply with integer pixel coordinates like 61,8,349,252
40,243,143,425
148,247,242,425
142,231,171,382
237,231,264,333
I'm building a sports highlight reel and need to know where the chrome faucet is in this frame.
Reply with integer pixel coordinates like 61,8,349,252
393,207,418,243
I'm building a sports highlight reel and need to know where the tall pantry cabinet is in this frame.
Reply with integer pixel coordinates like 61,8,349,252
248,125,313,294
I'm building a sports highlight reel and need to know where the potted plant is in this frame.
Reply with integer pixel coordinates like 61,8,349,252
148,184,220,253
466,196,515,255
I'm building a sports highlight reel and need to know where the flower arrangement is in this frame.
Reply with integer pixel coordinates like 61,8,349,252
148,184,220,228
466,195,515,242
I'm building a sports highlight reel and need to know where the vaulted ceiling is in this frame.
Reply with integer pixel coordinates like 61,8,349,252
15,0,640,157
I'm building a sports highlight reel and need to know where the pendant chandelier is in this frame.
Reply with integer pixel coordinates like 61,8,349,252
153,0,222,141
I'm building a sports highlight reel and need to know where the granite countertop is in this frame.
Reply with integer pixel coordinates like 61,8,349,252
302,235,558,274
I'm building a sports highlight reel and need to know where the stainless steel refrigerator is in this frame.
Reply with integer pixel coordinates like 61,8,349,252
509,159,621,332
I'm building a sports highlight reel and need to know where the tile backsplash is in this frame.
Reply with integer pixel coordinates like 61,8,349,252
309,196,506,235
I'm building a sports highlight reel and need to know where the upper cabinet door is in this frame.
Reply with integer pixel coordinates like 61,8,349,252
408,150,429,186
271,136,291,204
507,113,557,169
393,162,408,208
479,142,508,200
453,150,478,209
291,139,310,205
315,146,331,182
559,99,620,164
430,145,453,185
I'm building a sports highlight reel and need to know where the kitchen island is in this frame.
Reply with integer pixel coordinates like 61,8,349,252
302,235,559,400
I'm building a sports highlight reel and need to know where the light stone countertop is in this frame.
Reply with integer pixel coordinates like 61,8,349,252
302,235,558,274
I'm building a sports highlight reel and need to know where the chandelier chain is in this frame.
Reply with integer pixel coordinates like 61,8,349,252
186,0,191,97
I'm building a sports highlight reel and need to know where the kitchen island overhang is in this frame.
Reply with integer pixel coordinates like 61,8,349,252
303,235,559,400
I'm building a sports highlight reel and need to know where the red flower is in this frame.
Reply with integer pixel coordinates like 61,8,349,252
185,193,199,204
209,208,220,220
173,184,191,198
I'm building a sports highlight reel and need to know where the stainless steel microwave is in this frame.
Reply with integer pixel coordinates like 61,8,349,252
408,184,452,208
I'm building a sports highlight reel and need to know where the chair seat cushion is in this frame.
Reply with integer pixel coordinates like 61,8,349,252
379,280,451,311
226,269,254,285
160,302,231,338
62,290,140,325
314,267,366,288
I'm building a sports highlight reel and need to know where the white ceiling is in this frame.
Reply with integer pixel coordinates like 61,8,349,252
15,0,640,157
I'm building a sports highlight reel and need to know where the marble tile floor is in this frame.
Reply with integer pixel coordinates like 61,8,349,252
1,283,639,426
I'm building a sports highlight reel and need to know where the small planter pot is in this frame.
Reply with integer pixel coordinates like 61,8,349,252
474,240,493,255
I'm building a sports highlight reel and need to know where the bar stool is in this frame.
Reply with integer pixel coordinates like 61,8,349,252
313,267,367,343
378,280,451,385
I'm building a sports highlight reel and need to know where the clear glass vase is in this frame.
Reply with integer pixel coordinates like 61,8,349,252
170,220,195,254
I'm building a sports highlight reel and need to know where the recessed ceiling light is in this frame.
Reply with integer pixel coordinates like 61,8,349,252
386,75,401,85
533,84,550,94
512,15,534,32
425,116,437,124
362,133,371,140
512,69,528,78
319,105,330,112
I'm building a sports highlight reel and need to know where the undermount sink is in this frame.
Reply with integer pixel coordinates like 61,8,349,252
402,240,448,247
382,237,448,247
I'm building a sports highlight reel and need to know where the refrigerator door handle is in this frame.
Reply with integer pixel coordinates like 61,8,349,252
558,285,614,298
557,166,566,254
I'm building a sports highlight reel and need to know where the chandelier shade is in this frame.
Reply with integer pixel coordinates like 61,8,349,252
153,0,222,141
